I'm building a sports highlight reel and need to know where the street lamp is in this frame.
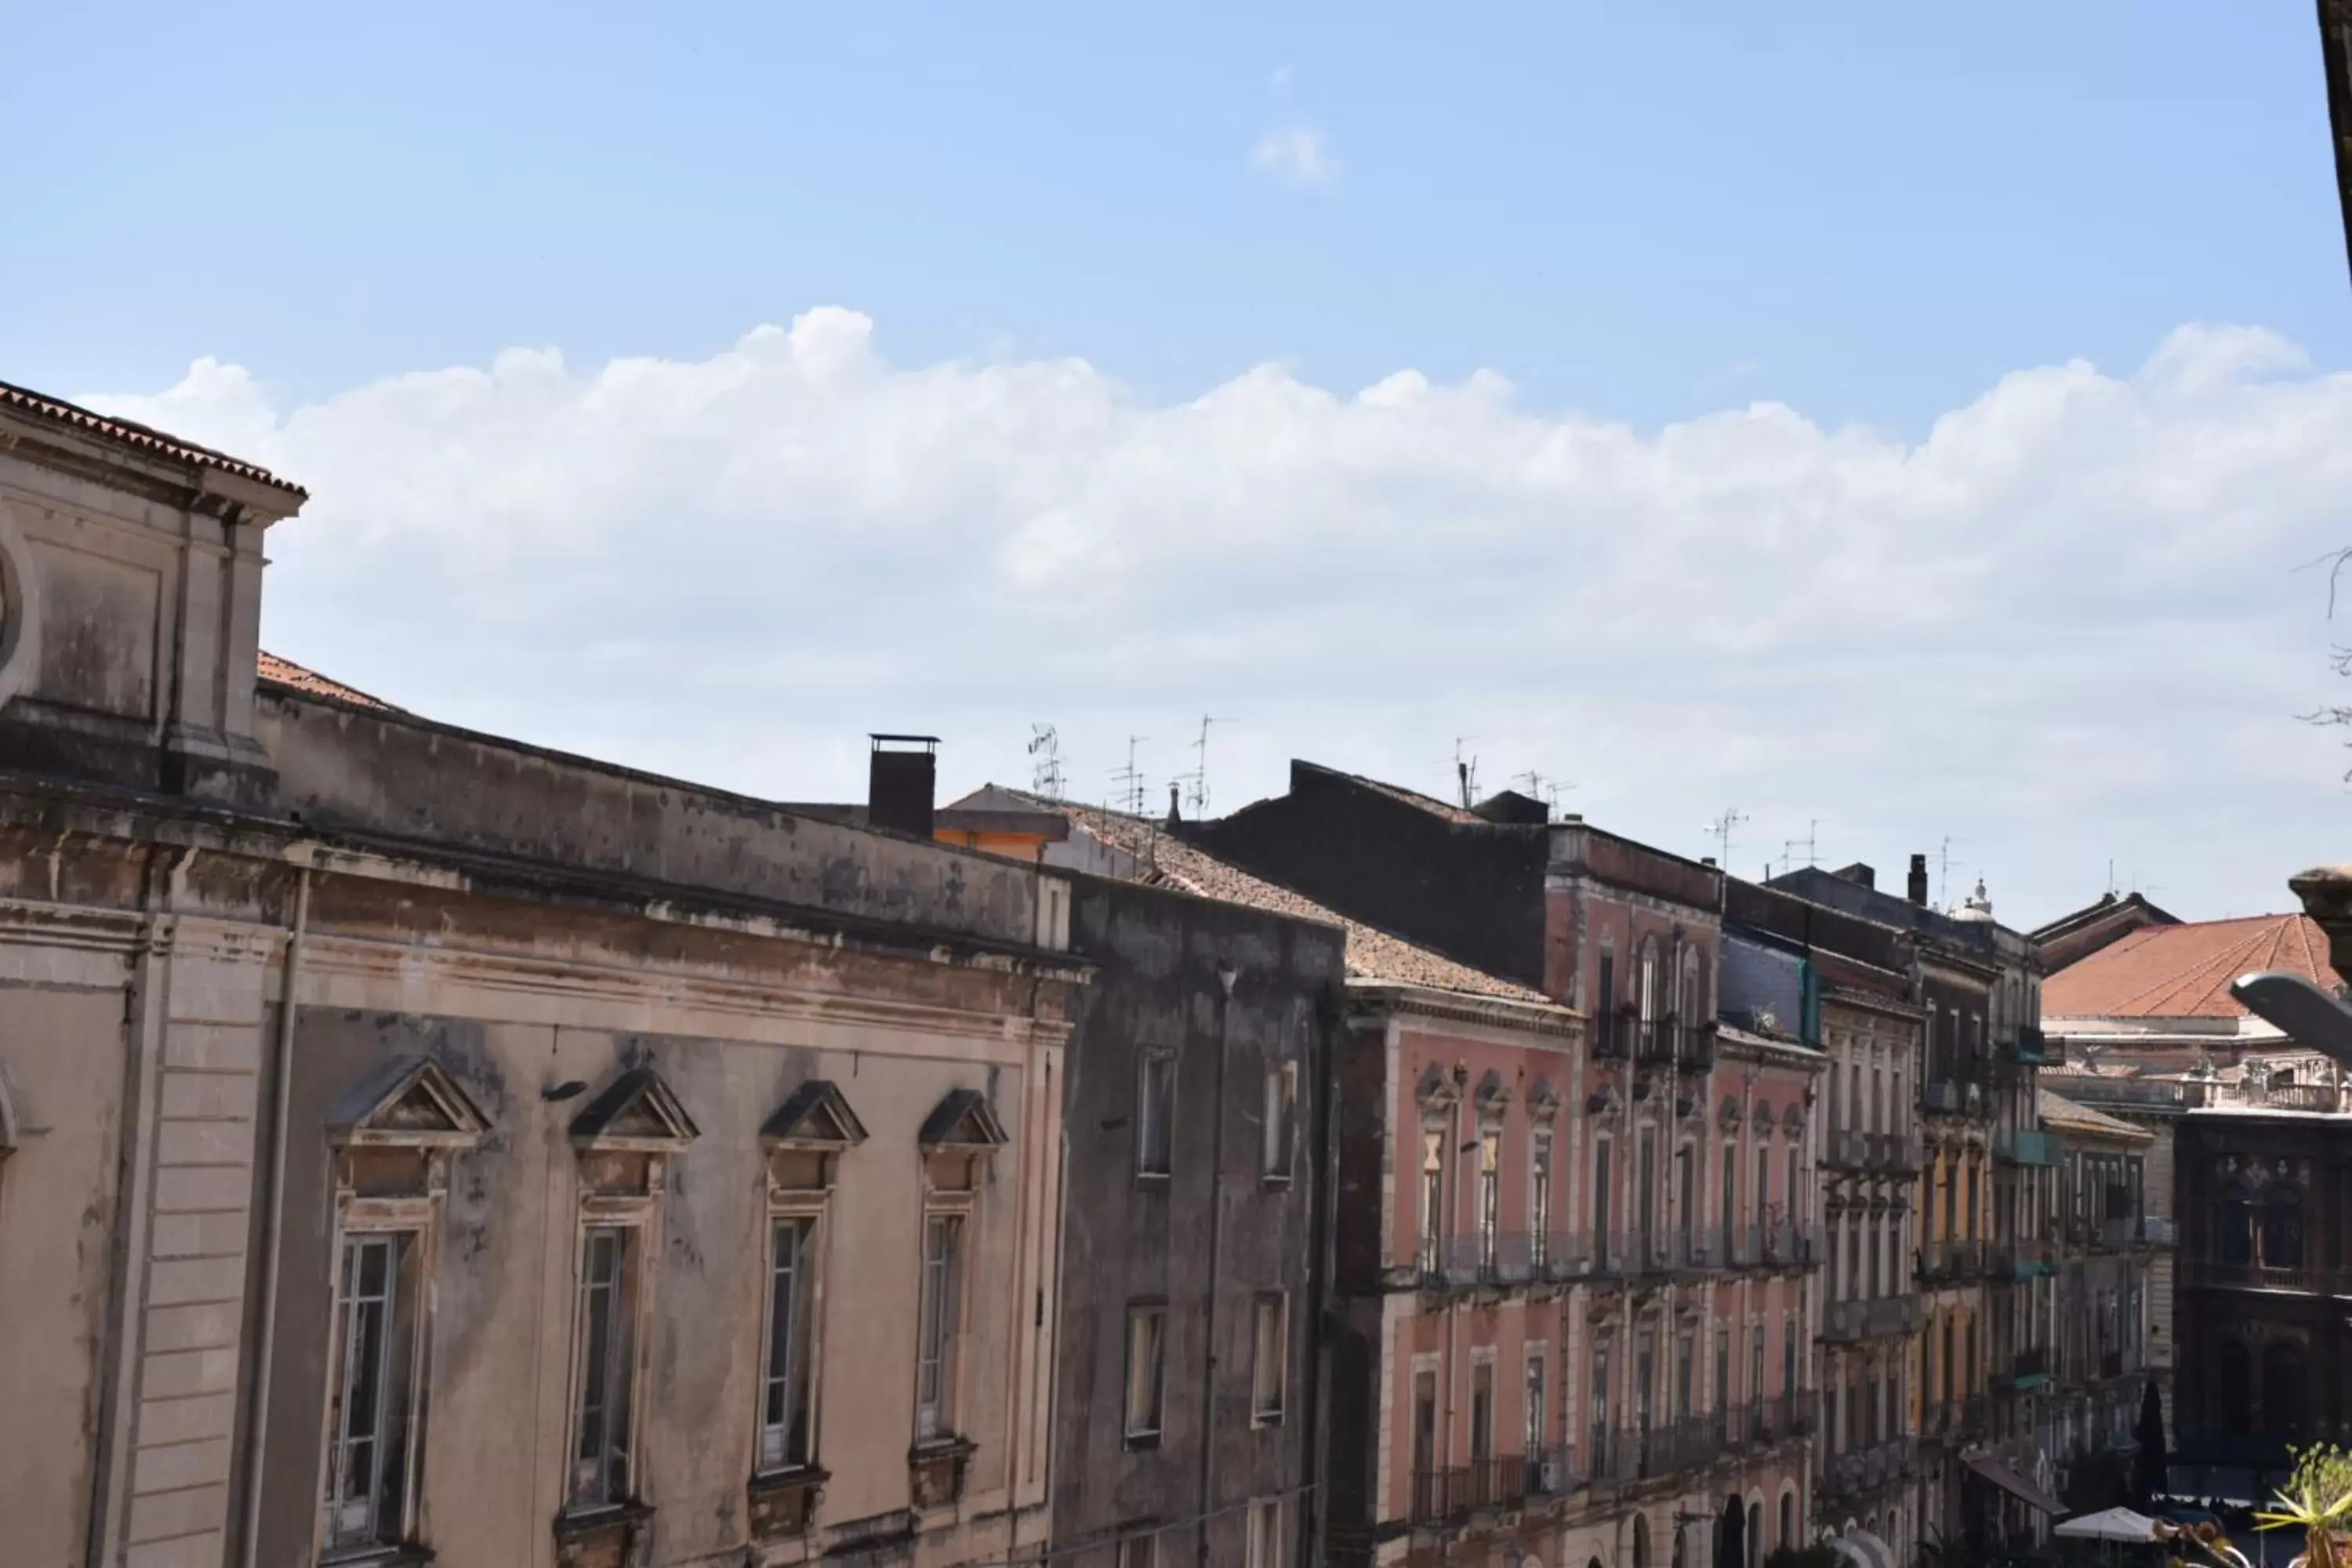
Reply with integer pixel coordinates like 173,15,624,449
2227,971,2352,1063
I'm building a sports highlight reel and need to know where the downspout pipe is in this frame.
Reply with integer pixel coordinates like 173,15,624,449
1303,989,1342,1568
239,860,310,1568
1197,961,1238,1568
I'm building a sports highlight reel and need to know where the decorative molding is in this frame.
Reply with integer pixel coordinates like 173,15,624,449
762,1079,869,1150
920,1087,1009,1150
0,496,45,713
571,1066,700,1152
326,1055,492,1151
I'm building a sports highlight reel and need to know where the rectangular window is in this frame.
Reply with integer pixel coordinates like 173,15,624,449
1419,1128,1445,1274
1247,1500,1283,1568
758,1218,817,1472
1637,1131,1657,1261
1675,1144,1695,1254
1722,1144,1738,1254
1125,1303,1167,1441
1137,1054,1174,1179
1471,1361,1494,1461
1120,1534,1157,1568
1262,1059,1298,1182
1530,1126,1554,1268
1478,1130,1501,1271
324,1232,421,1552
1526,1349,1548,1454
572,1226,639,1509
1593,1137,1614,1247
1252,1294,1288,1425
1784,1320,1798,1400
1749,1326,1765,1403
1675,1331,1693,1422
916,1214,964,1439
1413,1370,1438,1475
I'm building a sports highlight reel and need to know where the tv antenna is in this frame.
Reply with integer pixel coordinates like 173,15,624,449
1703,808,1748,868
1027,724,1065,800
1512,770,1573,819
1780,819,1820,876
1936,835,1967,912
1452,737,1479,808
1173,715,1232,818
1111,736,1149,816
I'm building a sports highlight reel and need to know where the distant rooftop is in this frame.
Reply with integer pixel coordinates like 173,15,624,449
257,651,401,712
2042,913,2338,1022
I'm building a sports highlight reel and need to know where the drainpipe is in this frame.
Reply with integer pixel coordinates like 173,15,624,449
1197,962,1238,1568
239,859,310,1568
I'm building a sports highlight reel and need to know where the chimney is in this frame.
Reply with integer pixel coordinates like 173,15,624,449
868,735,939,838
1832,862,1876,891
1167,782,1182,829
1907,853,1929,906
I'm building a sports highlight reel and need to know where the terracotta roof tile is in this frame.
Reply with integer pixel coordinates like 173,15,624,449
0,378,303,496
2037,1088,2152,1142
1036,797,1555,1005
2042,913,2340,1020
256,651,401,712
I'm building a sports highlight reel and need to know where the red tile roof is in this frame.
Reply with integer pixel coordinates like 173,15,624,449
2042,913,2339,1019
256,651,401,712
1039,797,1555,1005
0,378,304,497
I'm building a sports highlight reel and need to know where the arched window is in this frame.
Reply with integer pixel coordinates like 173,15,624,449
1639,940,1661,1025
1682,948,1704,1025
2219,1340,2252,1433
1634,1512,1652,1568
1780,1492,1796,1550
2263,1344,2307,1439
1747,1501,1763,1568
2262,1187,2305,1270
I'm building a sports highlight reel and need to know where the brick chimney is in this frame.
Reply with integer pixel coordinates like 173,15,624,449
868,735,938,838
1907,853,1929,906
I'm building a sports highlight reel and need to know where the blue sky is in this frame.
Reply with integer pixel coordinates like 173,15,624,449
9,3,2345,427
17,3,2352,925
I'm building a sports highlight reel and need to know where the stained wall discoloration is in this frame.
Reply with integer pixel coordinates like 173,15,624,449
1052,874,1343,1566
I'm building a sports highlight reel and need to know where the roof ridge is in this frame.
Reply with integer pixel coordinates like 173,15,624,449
0,377,305,496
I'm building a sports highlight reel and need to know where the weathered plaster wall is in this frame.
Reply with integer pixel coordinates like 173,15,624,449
1053,873,1342,1565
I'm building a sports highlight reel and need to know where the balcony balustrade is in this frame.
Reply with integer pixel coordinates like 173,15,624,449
1918,1237,1987,1281
1999,1028,2060,1068
1636,1017,1677,1069
1823,1295,1922,1342
1994,1239,2053,1279
2180,1255,2352,1295
2135,1215,2176,1247
1677,1021,1717,1073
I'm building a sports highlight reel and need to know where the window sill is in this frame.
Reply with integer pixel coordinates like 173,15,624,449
552,1497,653,1565
1125,1428,1163,1450
1251,1410,1286,1428
1260,1174,1294,1190
747,1464,828,1539
1134,1171,1171,1189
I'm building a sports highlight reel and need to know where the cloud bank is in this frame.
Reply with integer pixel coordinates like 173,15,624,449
1251,125,1338,189
83,313,2352,924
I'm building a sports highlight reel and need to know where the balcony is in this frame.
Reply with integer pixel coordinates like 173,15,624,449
2241,1080,2347,1114
1994,1128,2062,1166
1821,1439,1918,1498
1636,1017,1677,1069
1924,1395,1991,1443
2134,1215,2176,1247
1823,1128,1867,1171
2000,1028,2061,1068
1994,1239,2053,1279
1822,1295,1922,1342
1918,1237,1987,1282
1594,1009,1635,1061
1677,1020,1717,1074
2180,1255,2352,1295
1995,1346,2050,1393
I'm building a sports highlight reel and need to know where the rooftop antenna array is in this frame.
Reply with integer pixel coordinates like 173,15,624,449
1702,807,1748,869
1453,737,1479,809
1937,835,1966,912
1112,735,1149,816
1027,724,1065,800
1512,770,1573,820
1173,715,1232,818
1778,819,1820,877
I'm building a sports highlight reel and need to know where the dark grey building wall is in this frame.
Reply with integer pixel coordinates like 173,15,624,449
1186,761,1548,989
1054,874,1345,1566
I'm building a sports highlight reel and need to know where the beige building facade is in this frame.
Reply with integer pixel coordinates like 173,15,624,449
0,384,1080,1567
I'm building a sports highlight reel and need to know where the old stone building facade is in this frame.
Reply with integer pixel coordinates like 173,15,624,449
1182,765,1824,1568
0,384,1083,1567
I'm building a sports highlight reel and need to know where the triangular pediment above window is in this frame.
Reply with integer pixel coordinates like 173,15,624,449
327,1056,492,1150
1526,1077,1561,1119
761,1080,869,1150
1474,1069,1512,1119
919,1088,1008,1151
570,1066,699,1152
1414,1065,1460,1113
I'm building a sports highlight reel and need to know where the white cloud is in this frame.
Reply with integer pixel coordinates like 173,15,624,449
1270,64,1294,93
1251,125,1337,190
78,315,2352,924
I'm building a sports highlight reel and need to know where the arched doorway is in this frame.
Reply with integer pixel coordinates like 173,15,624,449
1635,1513,1652,1568
2263,1343,2307,1439
1779,1492,1796,1551
2219,1340,2252,1433
1718,1493,1745,1568
1747,1501,1762,1568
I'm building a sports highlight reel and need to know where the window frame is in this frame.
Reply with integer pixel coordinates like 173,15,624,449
321,1226,425,1557
1247,1498,1284,1568
914,1210,967,1443
313,1056,490,1562
753,1077,863,1486
1136,1051,1176,1182
1124,1300,1168,1445
1261,1057,1298,1185
568,1221,646,1512
1251,1292,1289,1426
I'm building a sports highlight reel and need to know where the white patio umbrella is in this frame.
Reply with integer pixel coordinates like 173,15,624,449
2055,1508,2161,1544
